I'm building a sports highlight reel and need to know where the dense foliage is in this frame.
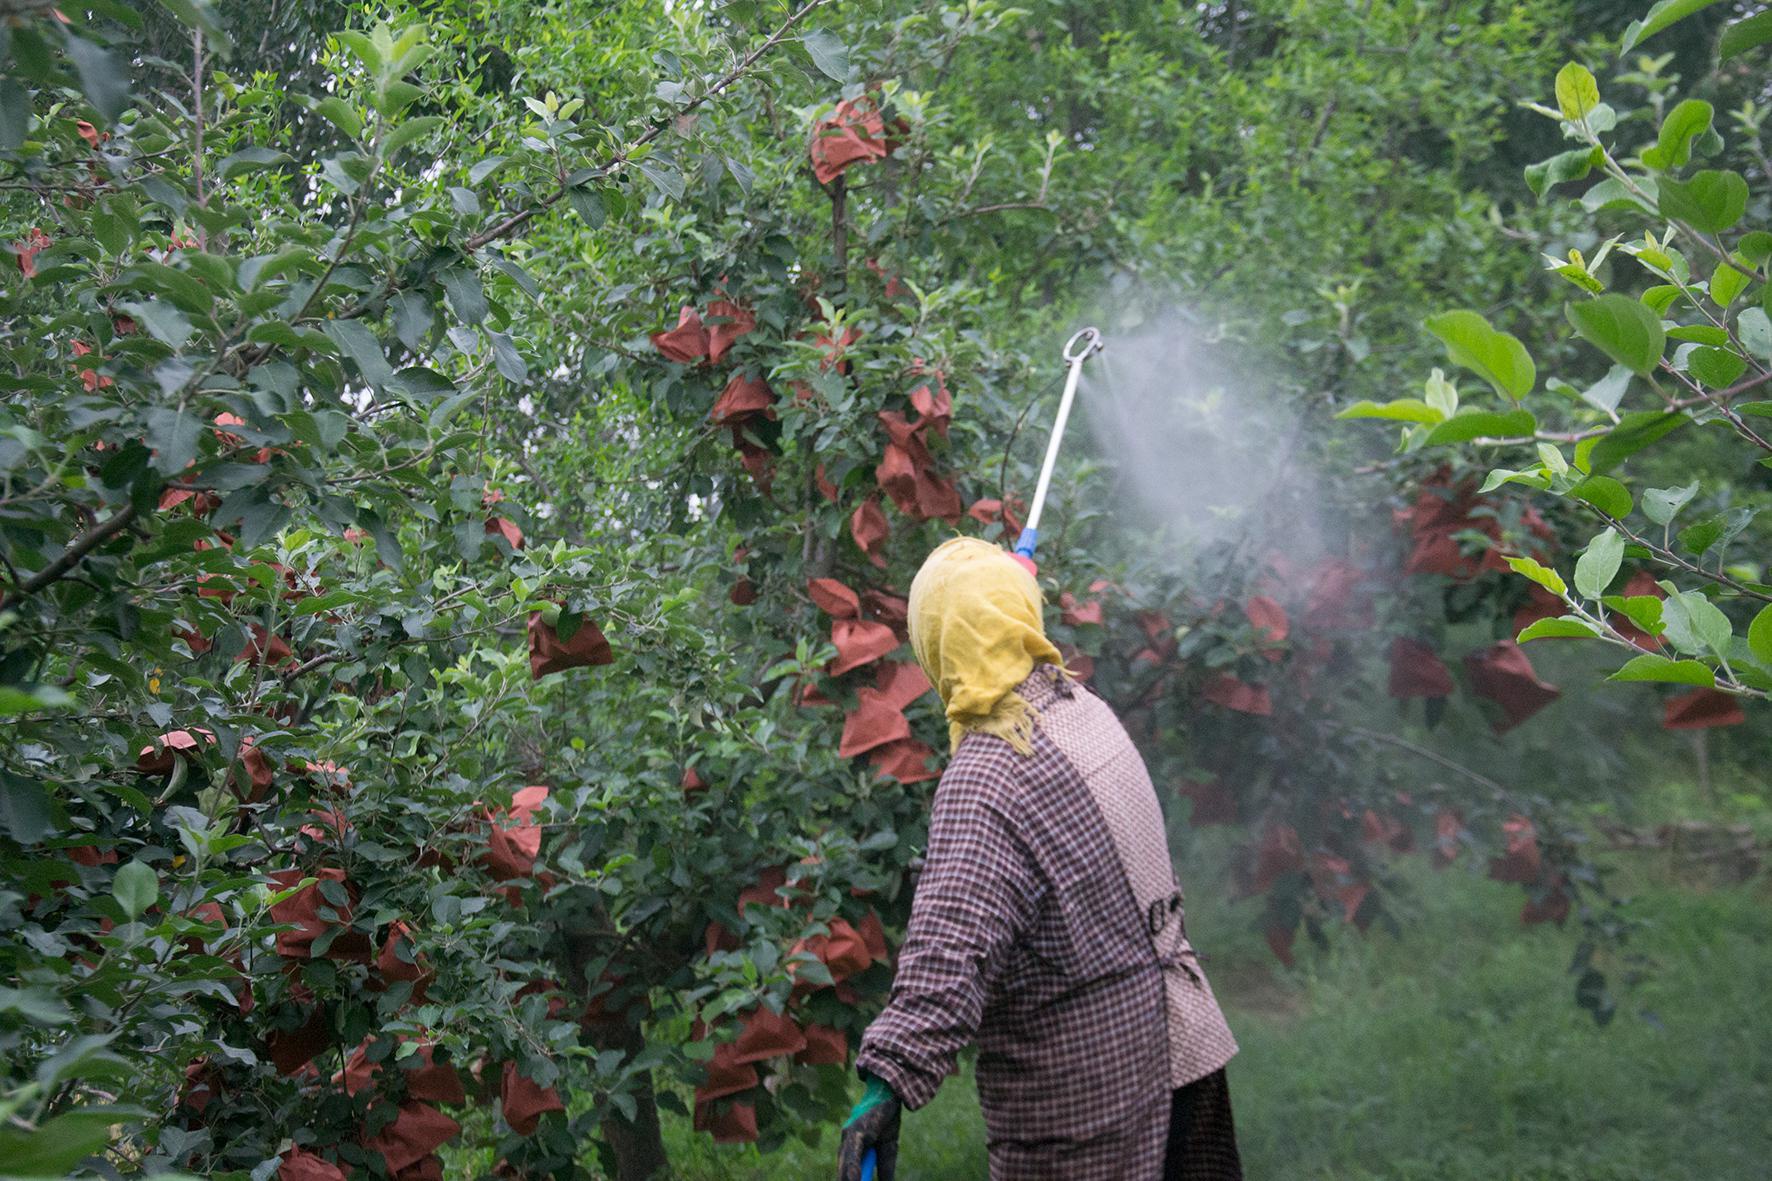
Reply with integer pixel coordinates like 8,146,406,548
2,1,1764,1179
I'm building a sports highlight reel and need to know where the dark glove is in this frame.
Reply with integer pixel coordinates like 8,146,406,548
837,1072,900,1181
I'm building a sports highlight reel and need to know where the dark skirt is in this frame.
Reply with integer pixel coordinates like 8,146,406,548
1163,1070,1242,1180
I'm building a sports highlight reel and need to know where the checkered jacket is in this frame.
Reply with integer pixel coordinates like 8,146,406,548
857,665,1237,1180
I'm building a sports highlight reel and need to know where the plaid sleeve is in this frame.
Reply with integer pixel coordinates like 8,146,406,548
855,755,1046,1109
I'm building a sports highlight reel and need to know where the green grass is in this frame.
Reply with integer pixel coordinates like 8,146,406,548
659,849,1772,1180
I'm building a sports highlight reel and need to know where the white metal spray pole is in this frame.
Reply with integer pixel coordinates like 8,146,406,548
1013,326,1104,565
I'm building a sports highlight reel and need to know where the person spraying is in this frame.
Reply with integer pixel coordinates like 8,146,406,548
837,538,1242,1180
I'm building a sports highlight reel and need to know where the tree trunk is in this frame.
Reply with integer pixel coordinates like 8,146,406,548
561,922,670,1180
602,1071,669,1181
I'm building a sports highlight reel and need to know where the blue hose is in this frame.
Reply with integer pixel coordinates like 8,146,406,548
860,1147,878,1181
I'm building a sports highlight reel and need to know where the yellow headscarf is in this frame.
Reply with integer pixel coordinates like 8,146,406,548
907,537,1064,756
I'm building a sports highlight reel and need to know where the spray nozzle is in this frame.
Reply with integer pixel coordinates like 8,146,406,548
1012,327,1106,568
1062,326,1105,364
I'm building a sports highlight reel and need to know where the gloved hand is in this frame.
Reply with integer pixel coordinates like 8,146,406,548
837,1072,900,1181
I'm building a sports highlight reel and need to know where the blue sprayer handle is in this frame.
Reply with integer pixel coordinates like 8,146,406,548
860,1147,878,1181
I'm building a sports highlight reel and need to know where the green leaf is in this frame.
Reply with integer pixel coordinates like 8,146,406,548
1423,408,1537,445
1748,604,1772,666
1554,63,1600,121
0,1109,132,1175
1574,528,1625,599
377,80,426,118
1550,365,1632,416
1479,467,1552,493
1739,308,1772,361
1335,398,1445,424
1661,588,1734,659
468,154,510,184
567,186,606,228
489,331,528,383
1507,556,1567,597
1423,310,1535,401
1571,475,1632,519
1525,147,1600,200
1518,616,1600,642
0,775,59,842
1582,176,1657,215
112,859,158,919
440,269,487,326
335,29,381,73
1687,594,1735,660
1566,294,1666,375
634,158,685,201
1687,346,1746,388
66,34,130,122
312,96,363,139
801,29,850,81
119,298,194,348
1709,260,1750,308
1658,170,1749,234
1584,411,1687,474
216,146,292,179
145,406,201,475
1678,507,1756,557
323,320,393,390
1608,654,1715,685
381,114,442,158
1605,594,1665,636
1622,0,1724,52
1721,10,1772,58
1643,481,1699,526
1667,325,1730,345
1641,99,1713,171
1740,232,1772,268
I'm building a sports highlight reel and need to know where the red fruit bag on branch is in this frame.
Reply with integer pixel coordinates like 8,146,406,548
1520,879,1571,926
527,611,613,678
650,306,708,363
278,1148,345,1181
808,577,862,618
265,1003,333,1075
829,618,899,675
1201,674,1272,717
1464,641,1558,731
870,738,937,783
796,1023,849,1066
839,689,912,758
500,1061,564,1135
705,298,755,363
1244,595,1289,644
1487,814,1542,884
136,727,214,774
710,373,775,425
1662,688,1746,730
729,1006,807,1063
362,1103,460,1174
1387,637,1454,699
850,496,889,567
695,1041,760,1102
1178,779,1237,827
693,1098,758,1144
809,96,895,184
873,660,931,710
268,868,371,962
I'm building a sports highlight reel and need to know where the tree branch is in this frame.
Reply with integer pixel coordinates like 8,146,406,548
459,0,832,255
8,502,141,599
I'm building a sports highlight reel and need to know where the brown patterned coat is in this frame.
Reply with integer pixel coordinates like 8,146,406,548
858,666,1237,1180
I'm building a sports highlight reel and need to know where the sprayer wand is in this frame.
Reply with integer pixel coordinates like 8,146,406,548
1012,326,1105,567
